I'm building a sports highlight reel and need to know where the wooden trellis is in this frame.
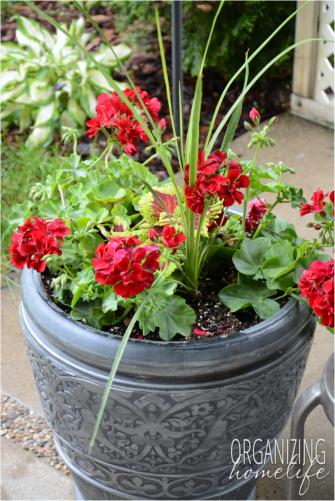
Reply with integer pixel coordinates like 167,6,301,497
291,0,334,127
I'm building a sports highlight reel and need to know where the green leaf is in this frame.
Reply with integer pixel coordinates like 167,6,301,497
68,182,93,199
111,205,131,225
219,273,279,320
61,153,87,179
249,178,280,194
266,273,295,292
262,240,295,279
294,254,332,284
154,295,196,341
233,237,271,276
71,298,102,328
71,287,83,308
102,292,124,313
129,159,158,186
91,180,127,203
8,201,33,229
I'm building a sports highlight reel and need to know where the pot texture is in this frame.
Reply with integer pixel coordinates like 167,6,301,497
20,267,316,500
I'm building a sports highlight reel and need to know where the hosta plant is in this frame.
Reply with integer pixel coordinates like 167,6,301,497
9,1,334,448
0,15,131,147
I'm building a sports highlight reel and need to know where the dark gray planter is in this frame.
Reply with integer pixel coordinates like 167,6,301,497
20,267,316,500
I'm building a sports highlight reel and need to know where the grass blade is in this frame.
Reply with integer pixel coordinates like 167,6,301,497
89,274,164,449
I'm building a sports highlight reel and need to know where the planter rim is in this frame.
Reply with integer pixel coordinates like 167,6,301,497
21,265,313,379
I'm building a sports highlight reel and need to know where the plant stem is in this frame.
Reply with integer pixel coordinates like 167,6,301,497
58,184,66,208
104,144,113,170
290,292,309,306
87,145,110,171
242,142,261,232
143,152,159,165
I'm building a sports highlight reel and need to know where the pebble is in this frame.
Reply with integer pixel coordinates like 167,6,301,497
0,391,68,475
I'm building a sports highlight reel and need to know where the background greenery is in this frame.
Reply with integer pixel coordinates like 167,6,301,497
112,0,296,80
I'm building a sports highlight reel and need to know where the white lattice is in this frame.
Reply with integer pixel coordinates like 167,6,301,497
313,1,335,107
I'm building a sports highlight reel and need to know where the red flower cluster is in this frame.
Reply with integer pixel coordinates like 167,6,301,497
184,151,250,215
162,225,186,249
85,88,161,156
92,235,160,298
9,218,70,273
245,197,268,232
299,189,334,217
299,260,334,328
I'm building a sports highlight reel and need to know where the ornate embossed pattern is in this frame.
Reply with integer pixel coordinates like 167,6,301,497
22,322,313,500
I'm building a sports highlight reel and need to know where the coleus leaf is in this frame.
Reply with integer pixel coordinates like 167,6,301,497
219,273,279,320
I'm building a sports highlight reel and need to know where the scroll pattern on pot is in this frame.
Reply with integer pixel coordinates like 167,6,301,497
23,325,312,479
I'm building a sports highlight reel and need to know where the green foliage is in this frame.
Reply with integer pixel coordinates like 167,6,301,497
112,1,295,80
219,273,280,320
0,15,132,147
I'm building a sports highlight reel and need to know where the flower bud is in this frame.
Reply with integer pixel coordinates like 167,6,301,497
269,116,278,126
249,107,260,126
268,139,276,147
314,224,322,230
244,121,254,132
306,222,314,228
247,141,253,150
157,119,166,134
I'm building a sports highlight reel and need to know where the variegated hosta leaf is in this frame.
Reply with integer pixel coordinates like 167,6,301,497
1,82,25,102
19,106,32,131
1,71,20,90
77,61,87,85
17,16,55,51
67,96,86,126
80,83,97,117
34,101,57,128
86,69,115,91
95,43,133,68
52,26,70,60
26,125,54,148
0,102,21,121
29,81,54,104
61,110,77,129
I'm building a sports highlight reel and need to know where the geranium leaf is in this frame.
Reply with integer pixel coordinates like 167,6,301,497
233,237,271,276
129,159,159,186
8,200,33,229
91,180,127,203
154,295,196,341
262,240,295,279
219,273,278,320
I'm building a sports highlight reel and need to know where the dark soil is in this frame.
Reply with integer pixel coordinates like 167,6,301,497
2,1,292,179
41,261,289,343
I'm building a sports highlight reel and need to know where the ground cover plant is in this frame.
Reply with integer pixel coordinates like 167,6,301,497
8,1,334,449
0,14,131,147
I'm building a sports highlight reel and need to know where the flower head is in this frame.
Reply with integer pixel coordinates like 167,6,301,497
162,225,186,249
298,260,334,328
249,107,260,125
300,188,328,217
9,217,68,272
92,236,161,298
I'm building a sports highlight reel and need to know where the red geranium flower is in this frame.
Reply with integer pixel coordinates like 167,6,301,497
300,188,328,217
92,235,161,298
245,197,268,230
9,217,68,273
250,107,260,124
85,88,161,156
162,225,186,248
217,169,250,206
298,260,334,328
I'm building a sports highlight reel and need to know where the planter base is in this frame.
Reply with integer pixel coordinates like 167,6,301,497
73,478,257,501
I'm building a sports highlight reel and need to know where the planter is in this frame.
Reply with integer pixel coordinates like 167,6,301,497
20,266,316,500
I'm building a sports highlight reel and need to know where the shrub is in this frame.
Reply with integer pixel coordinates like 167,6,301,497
0,15,132,147
112,1,295,80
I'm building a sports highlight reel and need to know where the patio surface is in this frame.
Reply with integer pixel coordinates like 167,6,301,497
1,112,334,500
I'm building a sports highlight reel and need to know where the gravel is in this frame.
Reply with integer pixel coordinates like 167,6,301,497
0,392,69,475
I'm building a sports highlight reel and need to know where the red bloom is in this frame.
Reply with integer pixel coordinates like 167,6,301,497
300,188,328,217
9,217,67,273
85,88,161,155
92,236,161,298
330,191,334,204
245,197,267,231
298,260,334,328
148,228,159,242
162,225,186,248
185,186,206,215
217,169,250,207
250,107,260,124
